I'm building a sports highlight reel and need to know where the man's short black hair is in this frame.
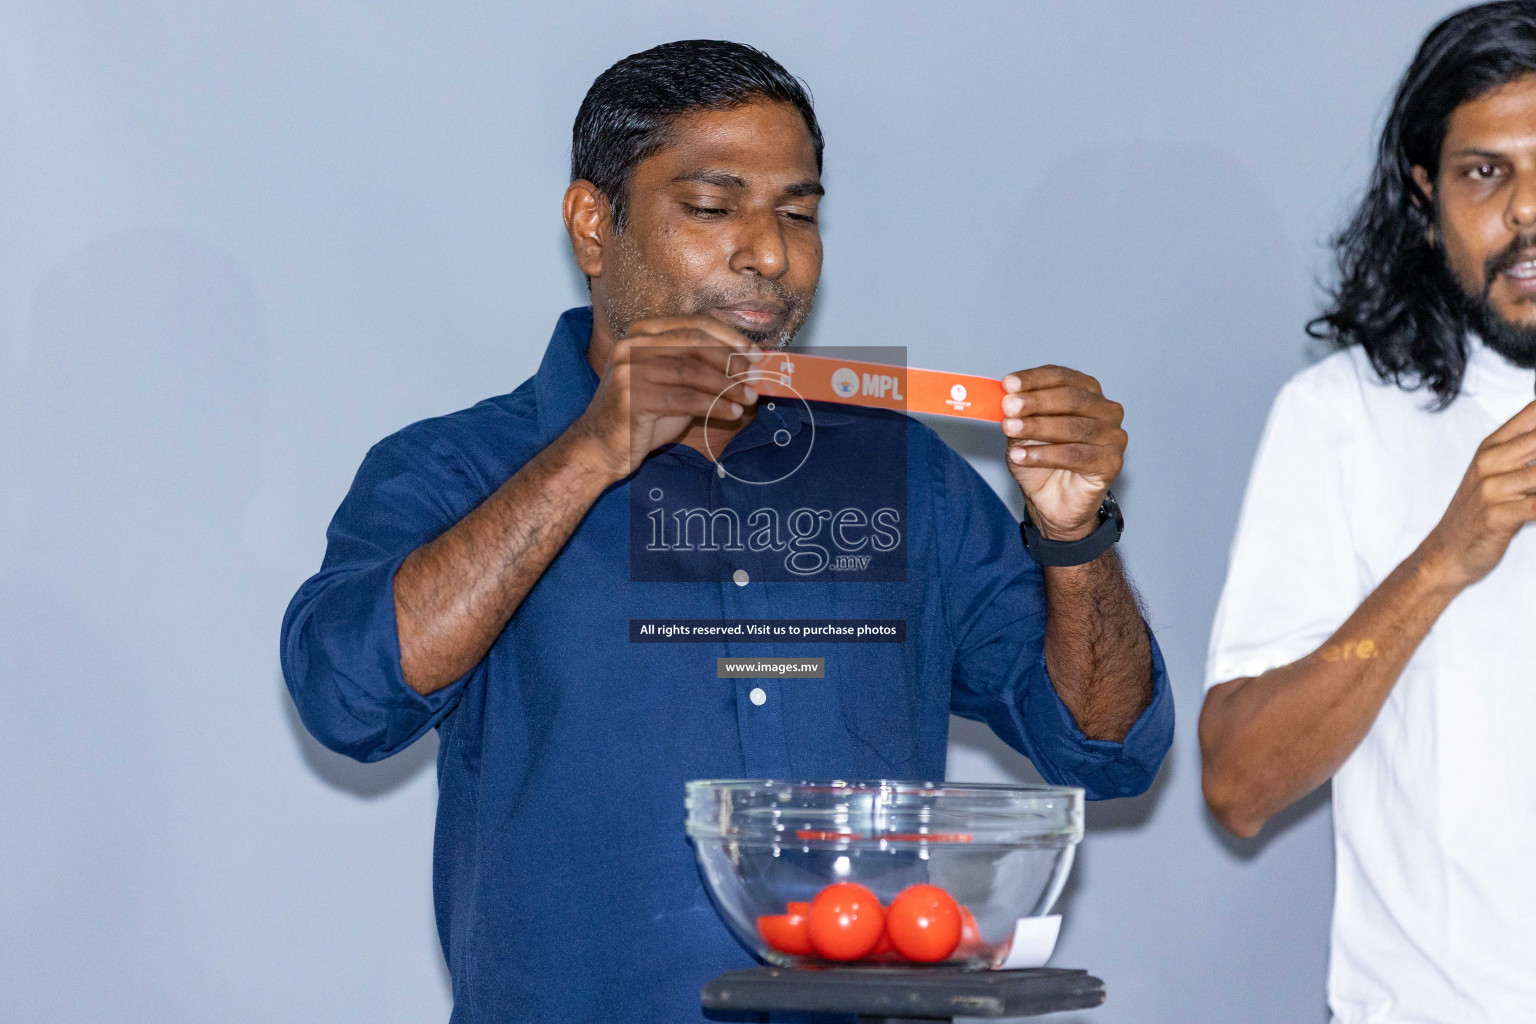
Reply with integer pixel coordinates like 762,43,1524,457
571,39,823,232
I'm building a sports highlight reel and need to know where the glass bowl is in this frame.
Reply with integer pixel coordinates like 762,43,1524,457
685,779,1083,969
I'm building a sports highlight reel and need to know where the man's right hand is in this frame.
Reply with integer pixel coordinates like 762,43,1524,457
572,316,763,481
395,313,761,694
1423,400,1536,590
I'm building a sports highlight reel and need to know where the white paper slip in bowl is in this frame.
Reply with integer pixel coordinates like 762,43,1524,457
993,914,1062,969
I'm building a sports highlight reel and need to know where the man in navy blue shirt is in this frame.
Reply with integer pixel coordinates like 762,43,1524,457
283,39,1172,1023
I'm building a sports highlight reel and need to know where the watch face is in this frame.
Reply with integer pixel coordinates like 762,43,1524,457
1102,492,1123,529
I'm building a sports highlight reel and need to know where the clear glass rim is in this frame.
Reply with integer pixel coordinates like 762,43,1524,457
686,778,1085,798
685,778,1085,848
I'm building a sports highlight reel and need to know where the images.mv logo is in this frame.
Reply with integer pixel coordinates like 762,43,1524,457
830,366,903,401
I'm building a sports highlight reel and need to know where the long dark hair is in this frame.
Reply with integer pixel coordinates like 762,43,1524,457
1310,1,1536,406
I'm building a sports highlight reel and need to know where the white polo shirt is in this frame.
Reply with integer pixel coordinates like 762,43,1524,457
1206,338,1536,1024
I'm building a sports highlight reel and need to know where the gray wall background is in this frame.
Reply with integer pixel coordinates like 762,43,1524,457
0,2,1464,1021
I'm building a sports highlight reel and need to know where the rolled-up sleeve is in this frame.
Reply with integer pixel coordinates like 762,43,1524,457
281,430,486,762
934,439,1173,799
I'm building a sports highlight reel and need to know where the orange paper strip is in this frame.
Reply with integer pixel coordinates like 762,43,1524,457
729,351,1007,422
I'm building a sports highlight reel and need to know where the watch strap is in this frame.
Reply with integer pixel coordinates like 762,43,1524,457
1020,493,1123,567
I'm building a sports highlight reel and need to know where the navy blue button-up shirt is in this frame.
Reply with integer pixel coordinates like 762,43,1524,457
281,307,1173,1023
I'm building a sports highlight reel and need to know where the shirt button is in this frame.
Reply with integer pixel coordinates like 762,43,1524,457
733,569,750,586
749,687,767,706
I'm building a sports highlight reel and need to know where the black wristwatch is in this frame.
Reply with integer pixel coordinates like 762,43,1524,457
1020,491,1123,567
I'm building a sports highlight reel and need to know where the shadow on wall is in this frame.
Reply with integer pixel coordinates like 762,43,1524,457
946,714,1174,929
985,134,1321,835
4,228,285,1007
1209,781,1333,861
939,138,1332,1023
15,226,437,803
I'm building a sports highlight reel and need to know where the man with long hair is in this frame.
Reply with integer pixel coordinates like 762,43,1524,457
1202,3,1536,1020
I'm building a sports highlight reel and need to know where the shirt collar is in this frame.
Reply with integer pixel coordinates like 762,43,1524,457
1462,331,1536,423
533,307,603,446
532,307,857,452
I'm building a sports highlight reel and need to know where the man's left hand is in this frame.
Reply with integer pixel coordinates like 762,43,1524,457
1001,366,1126,542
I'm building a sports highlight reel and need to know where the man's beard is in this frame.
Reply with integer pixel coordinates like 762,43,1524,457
602,239,816,350
1457,232,1536,369
689,281,816,350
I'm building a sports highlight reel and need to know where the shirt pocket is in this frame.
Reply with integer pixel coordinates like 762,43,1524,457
829,581,920,769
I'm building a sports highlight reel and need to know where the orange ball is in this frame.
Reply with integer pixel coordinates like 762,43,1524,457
807,883,886,961
956,905,986,956
885,884,962,963
757,908,814,956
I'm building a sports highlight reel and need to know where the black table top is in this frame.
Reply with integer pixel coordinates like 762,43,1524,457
701,965,1105,1020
